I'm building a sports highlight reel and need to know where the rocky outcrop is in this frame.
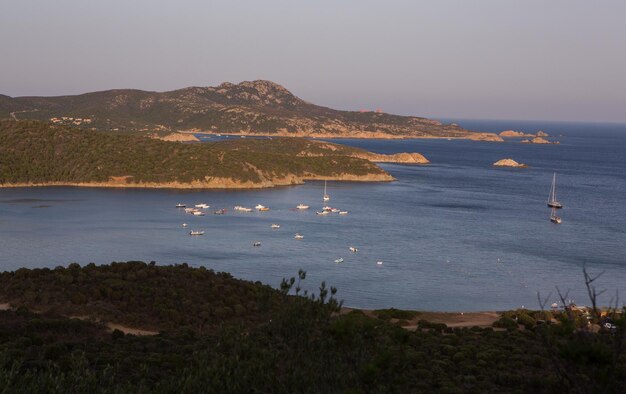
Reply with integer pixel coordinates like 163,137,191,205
499,130,534,138
536,131,549,137
521,137,558,144
355,152,430,164
152,133,200,142
467,132,504,142
493,159,528,168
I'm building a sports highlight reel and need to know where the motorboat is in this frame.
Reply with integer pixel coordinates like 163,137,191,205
334,258,344,264
550,207,562,224
175,203,186,208
192,210,205,216
296,204,310,210
214,209,226,215
349,247,358,253
377,261,383,266
255,204,266,210
195,203,210,209
339,211,348,215
271,224,281,229
189,230,204,236
182,223,188,227
294,233,304,239
253,241,262,247
316,211,329,215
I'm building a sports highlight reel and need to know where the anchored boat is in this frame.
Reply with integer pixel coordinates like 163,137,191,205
547,173,563,209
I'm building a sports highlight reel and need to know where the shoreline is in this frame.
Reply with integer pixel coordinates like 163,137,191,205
181,130,504,142
0,173,395,190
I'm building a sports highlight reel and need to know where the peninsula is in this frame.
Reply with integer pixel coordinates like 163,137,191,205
0,120,432,188
0,80,502,141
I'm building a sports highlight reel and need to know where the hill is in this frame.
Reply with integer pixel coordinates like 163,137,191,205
0,120,397,188
0,80,502,140
0,262,623,392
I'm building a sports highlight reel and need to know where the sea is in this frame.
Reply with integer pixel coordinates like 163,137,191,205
1,119,625,311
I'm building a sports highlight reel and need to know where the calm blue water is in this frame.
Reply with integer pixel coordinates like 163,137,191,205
1,119,625,311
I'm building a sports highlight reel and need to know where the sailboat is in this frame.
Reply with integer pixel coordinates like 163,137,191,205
323,180,330,202
550,207,562,224
547,173,563,209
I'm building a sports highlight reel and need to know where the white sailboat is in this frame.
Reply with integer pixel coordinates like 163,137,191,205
547,173,563,209
323,180,330,202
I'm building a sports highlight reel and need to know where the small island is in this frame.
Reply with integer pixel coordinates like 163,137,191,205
521,136,559,144
493,158,528,168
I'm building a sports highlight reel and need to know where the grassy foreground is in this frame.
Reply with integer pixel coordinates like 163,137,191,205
0,262,624,393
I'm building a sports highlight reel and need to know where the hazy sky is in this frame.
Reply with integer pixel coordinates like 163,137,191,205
1,0,625,122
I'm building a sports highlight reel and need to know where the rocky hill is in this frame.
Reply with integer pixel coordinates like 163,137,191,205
0,80,501,140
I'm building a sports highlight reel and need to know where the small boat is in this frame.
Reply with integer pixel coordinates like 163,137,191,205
195,203,210,209
255,204,266,210
550,207,562,224
253,241,262,247
322,206,332,211
296,204,310,210
547,173,563,209
189,230,204,236
271,224,280,229
316,211,329,215
334,258,344,264
377,261,383,266
234,205,243,211
259,207,270,211
184,208,195,213
182,223,188,227
294,233,304,239
349,247,358,253
339,211,348,215
192,210,205,216
323,180,330,202
214,209,226,215
330,208,340,213
175,203,186,208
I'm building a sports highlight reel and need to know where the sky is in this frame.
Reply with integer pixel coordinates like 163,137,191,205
1,0,625,123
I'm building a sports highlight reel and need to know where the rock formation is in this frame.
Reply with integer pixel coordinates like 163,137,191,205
493,158,528,168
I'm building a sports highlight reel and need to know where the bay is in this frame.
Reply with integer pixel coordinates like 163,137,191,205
1,119,625,311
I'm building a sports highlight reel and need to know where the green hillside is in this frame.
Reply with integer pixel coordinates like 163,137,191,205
0,120,389,186
0,80,493,139
0,262,623,392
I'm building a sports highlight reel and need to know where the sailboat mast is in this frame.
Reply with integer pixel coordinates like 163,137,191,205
552,173,557,202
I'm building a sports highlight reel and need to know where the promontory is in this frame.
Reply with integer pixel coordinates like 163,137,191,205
0,120,432,189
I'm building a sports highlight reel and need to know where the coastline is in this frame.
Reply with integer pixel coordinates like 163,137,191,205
181,130,504,142
0,172,395,190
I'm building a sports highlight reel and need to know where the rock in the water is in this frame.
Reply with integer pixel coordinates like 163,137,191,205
493,158,528,168
499,130,534,138
521,136,556,144
536,131,549,137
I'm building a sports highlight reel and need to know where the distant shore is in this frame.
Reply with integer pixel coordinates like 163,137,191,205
181,130,504,142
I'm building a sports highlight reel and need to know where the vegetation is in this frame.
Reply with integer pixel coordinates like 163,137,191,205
0,120,388,185
0,80,478,138
0,262,624,392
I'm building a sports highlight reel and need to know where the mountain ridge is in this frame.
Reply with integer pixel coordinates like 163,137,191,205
0,80,502,140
